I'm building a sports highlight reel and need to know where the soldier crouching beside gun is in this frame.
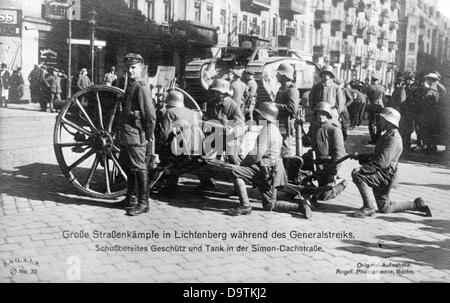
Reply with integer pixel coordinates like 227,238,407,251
302,102,348,204
114,53,157,216
198,102,311,218
351,107,432,218
155,90,204,196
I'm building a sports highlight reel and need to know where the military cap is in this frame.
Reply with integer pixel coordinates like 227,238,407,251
425,72,440,80
231,69,244,78
371,73,380,80
124,53,144,65
80,67,88,73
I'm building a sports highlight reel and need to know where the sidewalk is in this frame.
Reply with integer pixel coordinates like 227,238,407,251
0,107,449,283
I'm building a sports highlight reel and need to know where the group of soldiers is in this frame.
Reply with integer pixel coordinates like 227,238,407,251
113,52,432,220
390,71,448,154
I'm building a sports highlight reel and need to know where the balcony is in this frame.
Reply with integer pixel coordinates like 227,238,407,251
388,41,398,51
279,0,307,20
314,10,331,29
344,0,358,10
391,0,400,10
174,20,218,45
313,45,326,57
240,0,271,14
344,24,357,37
331,20,344,36
378,37,388,49
390,20,399,31
278,35,304,51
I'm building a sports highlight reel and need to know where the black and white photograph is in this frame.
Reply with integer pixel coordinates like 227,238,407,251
0,0,449,288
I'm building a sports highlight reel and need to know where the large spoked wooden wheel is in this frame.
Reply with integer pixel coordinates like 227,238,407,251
54,85,127,199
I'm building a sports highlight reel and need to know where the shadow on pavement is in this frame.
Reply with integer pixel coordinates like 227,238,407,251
336,216,450,272
399,182,450,191
0,163,116,209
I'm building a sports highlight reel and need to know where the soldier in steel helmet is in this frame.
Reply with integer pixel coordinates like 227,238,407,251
115,53,156,216
198,78,246,189
199,102,311,218
304,102,348,203
308,65,345,125
274,62,300,160
155,90,204,196
351,107,432,218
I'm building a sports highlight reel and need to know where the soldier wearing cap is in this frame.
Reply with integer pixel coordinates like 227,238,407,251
348,80,367,128
365,73,385,145
0,63,11,108
351,107,432,218
305,102,348,203
229,68,248,112
155,90,204,196
115,53,156,216
422,72,441,153
243,70,258,120
309,65,345,124
399,73,418,151
274,63,300,160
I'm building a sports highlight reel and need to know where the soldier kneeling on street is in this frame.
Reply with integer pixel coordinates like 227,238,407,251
198,102,312,218
351,107,432,218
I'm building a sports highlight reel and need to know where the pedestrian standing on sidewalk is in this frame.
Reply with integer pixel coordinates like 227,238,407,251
45,68,66,113
0,63,11,108
117,53,156,216
10,67,25,103
351,107,432,218
28,65,41,104
39,65,50,111
77,68,92,92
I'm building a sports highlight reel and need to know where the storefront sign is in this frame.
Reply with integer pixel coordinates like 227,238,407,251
0,9,22,37
39,47,58,68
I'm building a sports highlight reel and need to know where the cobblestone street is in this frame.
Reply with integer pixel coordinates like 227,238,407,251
1,104,449,283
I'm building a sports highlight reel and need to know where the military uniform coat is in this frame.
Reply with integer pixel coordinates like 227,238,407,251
230,79,247,109
309,79,345,122
274,83,299,136
158,106,204,156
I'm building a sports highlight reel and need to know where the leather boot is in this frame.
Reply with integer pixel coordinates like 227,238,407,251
353,182,376,218
114,171,137,210
274,200,313,220
413,197,432,217
127,169,150,216
226,179,252,216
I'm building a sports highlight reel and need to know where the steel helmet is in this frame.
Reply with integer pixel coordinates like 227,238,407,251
319,65,335,79
313,102,332,119
425,72,440,81
165,90,184,108
255,102,279,123
209,79,232,95
379,107,401,128
277,63,295,80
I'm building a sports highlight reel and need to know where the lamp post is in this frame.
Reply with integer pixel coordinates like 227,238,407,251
89,9,97,84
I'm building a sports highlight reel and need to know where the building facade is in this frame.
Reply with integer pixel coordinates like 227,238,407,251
1,0,450,101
